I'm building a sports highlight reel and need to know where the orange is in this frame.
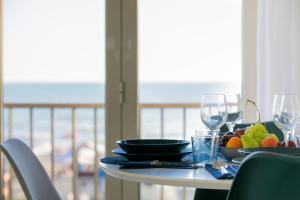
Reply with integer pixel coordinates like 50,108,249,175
226,137,243,148
261,136,278,147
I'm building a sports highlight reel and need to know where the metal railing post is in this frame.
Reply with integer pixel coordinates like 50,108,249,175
182,108,187,200
183,108,187,140
71,108,77,200
160,108,164,200
93,108,99,199
29,108,34,149
160,108,164,139
50,108,55,181
8,108,13,199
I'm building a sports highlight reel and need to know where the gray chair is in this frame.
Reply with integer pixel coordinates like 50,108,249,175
0,138,61,200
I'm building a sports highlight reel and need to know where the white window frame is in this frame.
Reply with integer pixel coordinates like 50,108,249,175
242,0,258,122
0,0,4,198
105,1,139,200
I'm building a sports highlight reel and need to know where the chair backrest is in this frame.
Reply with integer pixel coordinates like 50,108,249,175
0,138,61,200
220,121,284,141
227,152,300,200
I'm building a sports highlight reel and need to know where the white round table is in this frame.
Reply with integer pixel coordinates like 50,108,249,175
100,162,232,190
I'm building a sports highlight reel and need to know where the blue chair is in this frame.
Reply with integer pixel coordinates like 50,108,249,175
0,138,61,200
227,152,300,200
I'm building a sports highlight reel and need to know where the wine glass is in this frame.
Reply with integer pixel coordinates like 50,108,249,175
226,94,242,132
273,94,300,146
200,94,228,135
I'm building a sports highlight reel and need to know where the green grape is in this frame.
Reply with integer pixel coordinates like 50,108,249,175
255,132,270,144
241,135,260,148
245,123,269,144
253,123,268,133
245,124,267,135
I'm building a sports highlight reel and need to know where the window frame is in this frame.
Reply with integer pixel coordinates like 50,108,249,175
105,1,139,200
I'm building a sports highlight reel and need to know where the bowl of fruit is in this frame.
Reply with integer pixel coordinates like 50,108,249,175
219,128,245,160
219,123,295,161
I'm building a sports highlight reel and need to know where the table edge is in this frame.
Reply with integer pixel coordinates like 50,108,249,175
99,162,232,190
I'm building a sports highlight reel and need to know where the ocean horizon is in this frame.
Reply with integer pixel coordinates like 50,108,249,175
4,82,241,103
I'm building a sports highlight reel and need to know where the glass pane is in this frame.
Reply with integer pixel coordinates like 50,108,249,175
3,0,105,199
139,0,242,199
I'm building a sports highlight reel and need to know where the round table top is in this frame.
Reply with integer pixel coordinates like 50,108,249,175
100,162,232,190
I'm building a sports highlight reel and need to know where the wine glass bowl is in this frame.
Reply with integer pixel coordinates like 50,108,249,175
200,94,228,134
274,112,298,132
226,94,242,132
273,94,300,146
273,94,284,130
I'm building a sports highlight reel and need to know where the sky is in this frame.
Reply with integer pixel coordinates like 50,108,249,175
3,0,242,84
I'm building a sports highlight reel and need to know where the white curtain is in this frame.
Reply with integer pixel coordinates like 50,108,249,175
256,0,300,121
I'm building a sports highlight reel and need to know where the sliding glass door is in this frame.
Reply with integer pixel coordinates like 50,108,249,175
138,0,242,199
3,0,105,199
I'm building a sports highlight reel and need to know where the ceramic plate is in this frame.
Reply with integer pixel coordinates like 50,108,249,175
116,139,190,154
112,148,192,161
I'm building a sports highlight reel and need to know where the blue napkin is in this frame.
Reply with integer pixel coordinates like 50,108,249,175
205,164,239,179
101,156,127,164
100,156,196,169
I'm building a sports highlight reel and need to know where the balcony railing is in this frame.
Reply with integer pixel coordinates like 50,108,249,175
2,103,201,200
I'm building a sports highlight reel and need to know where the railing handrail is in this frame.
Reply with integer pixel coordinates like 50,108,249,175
3,103,201,109
3,103,104,108
139,103,201,108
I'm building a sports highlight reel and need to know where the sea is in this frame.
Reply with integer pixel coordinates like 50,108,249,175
4,82,240,103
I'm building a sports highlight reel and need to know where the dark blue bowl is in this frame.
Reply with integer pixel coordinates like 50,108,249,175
219,147,242,161
116,139,190,154
112,148,192,161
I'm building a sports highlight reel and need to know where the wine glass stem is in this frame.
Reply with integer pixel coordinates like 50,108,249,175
285,130,293,147
292,129,295,141
227,124,234,132
211,130,219,136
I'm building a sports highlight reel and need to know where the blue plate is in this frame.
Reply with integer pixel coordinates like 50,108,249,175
219,147,241,161
112,148,192,161
238,147,300,156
